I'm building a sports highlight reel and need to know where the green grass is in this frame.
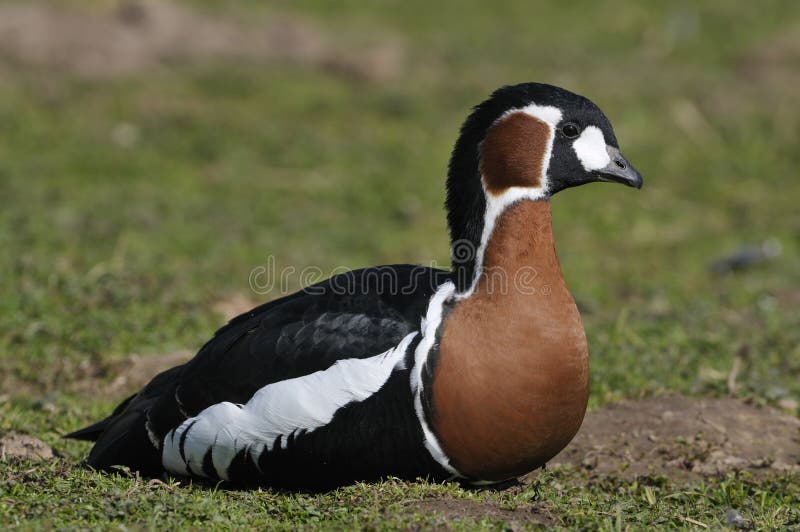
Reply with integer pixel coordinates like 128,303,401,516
2,0,799,528
2,461,798,529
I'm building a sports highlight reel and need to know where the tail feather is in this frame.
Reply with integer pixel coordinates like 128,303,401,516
65,394,137,441
66,365,186,477
64,419,112,441
86,405,164,477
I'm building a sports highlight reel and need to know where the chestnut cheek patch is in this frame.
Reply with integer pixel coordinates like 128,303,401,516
479,113,550,194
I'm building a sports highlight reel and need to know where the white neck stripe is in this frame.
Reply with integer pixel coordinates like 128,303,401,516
459,104,560,298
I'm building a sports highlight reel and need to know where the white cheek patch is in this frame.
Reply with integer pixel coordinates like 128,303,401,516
572,125,611,171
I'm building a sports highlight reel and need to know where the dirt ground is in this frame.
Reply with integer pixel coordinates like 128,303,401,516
550,395,800,481
405,499,556,527
0,1,403,81
0,432,54,461
69,350,194,399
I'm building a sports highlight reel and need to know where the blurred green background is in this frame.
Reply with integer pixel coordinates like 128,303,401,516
1,1,798,528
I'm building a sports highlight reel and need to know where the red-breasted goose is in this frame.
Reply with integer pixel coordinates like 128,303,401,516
67,83,643,489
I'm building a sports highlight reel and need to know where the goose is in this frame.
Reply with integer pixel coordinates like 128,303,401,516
67,82,643,489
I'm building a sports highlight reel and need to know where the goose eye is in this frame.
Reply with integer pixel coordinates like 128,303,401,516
562,123,580,138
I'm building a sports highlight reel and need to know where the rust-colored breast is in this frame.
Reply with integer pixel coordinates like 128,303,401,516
431,201,589,481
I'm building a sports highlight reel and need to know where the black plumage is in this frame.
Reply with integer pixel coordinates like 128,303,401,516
69,266,452,480
223,339,449,490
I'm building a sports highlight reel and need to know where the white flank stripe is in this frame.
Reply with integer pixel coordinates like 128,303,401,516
409,281,462,478
162,332,418,480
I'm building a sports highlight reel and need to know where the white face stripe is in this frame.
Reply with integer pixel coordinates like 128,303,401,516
518,103,563,129
162,332,418,480
572,125,610,171
519,104,561,192
499,104,562,193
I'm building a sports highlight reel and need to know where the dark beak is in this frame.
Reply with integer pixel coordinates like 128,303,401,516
595,146,643,189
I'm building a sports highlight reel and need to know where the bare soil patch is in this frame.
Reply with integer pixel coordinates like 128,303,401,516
65,294,258,399
1,350,194,400
212,293,260,322
70,350,194,400
550,396,800,481
0,2,404,81
0,432,54,461
406,499,555,527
